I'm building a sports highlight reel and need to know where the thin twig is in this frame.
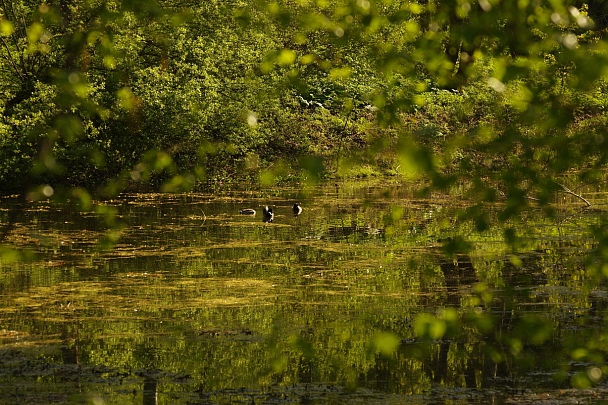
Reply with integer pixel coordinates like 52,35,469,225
0,36,25,80
556,183,591,207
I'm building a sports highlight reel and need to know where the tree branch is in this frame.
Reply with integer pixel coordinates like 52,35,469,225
0,36,25,80
556,183,592,207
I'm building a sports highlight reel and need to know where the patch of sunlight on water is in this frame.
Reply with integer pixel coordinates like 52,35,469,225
0,183,607,404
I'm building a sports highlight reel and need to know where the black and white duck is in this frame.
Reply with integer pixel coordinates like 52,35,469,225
262,206,274,223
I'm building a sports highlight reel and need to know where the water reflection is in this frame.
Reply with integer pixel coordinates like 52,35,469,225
0,184,607,404
143,376,158,405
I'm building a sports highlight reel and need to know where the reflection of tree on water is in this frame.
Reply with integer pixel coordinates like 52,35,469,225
421,254,479,387
440,254,477,297
60,306,80,365
134,341,161,405
419,249,579,391
428,253,509,389
143,376,158,405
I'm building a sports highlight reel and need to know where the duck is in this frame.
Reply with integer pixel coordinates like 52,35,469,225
239,208,256,215
292,203,302,217
262,206,274,223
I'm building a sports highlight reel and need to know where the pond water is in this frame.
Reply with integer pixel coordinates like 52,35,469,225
1,181,608,404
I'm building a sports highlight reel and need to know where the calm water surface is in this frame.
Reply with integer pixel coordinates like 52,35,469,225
0,183,607,404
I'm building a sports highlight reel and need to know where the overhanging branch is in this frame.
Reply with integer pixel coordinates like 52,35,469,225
556,183,592,207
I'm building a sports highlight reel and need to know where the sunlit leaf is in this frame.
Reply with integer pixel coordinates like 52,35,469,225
414,313,447,340
277,49,297,66
329,67,351,80
571,372,592,389
117,88,136,110
373,332,400,357
0,20,14,36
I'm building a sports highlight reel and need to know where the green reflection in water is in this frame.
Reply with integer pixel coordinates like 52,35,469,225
0,182,607,404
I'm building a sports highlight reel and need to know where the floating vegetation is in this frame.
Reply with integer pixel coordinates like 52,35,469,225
0,184,607,404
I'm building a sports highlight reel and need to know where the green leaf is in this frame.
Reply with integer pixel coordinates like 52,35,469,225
373,332,401,357
0,20,14,36
414,313,447,340
277,49,297,66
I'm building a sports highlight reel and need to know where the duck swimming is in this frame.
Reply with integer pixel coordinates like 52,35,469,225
292,203,302,217
239,208,256,215
262,206,274,223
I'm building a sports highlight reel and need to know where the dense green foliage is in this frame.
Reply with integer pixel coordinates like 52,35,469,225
0,0,387,194
1,0,608,197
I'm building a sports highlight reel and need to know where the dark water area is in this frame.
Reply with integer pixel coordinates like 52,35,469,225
1,182,608,404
